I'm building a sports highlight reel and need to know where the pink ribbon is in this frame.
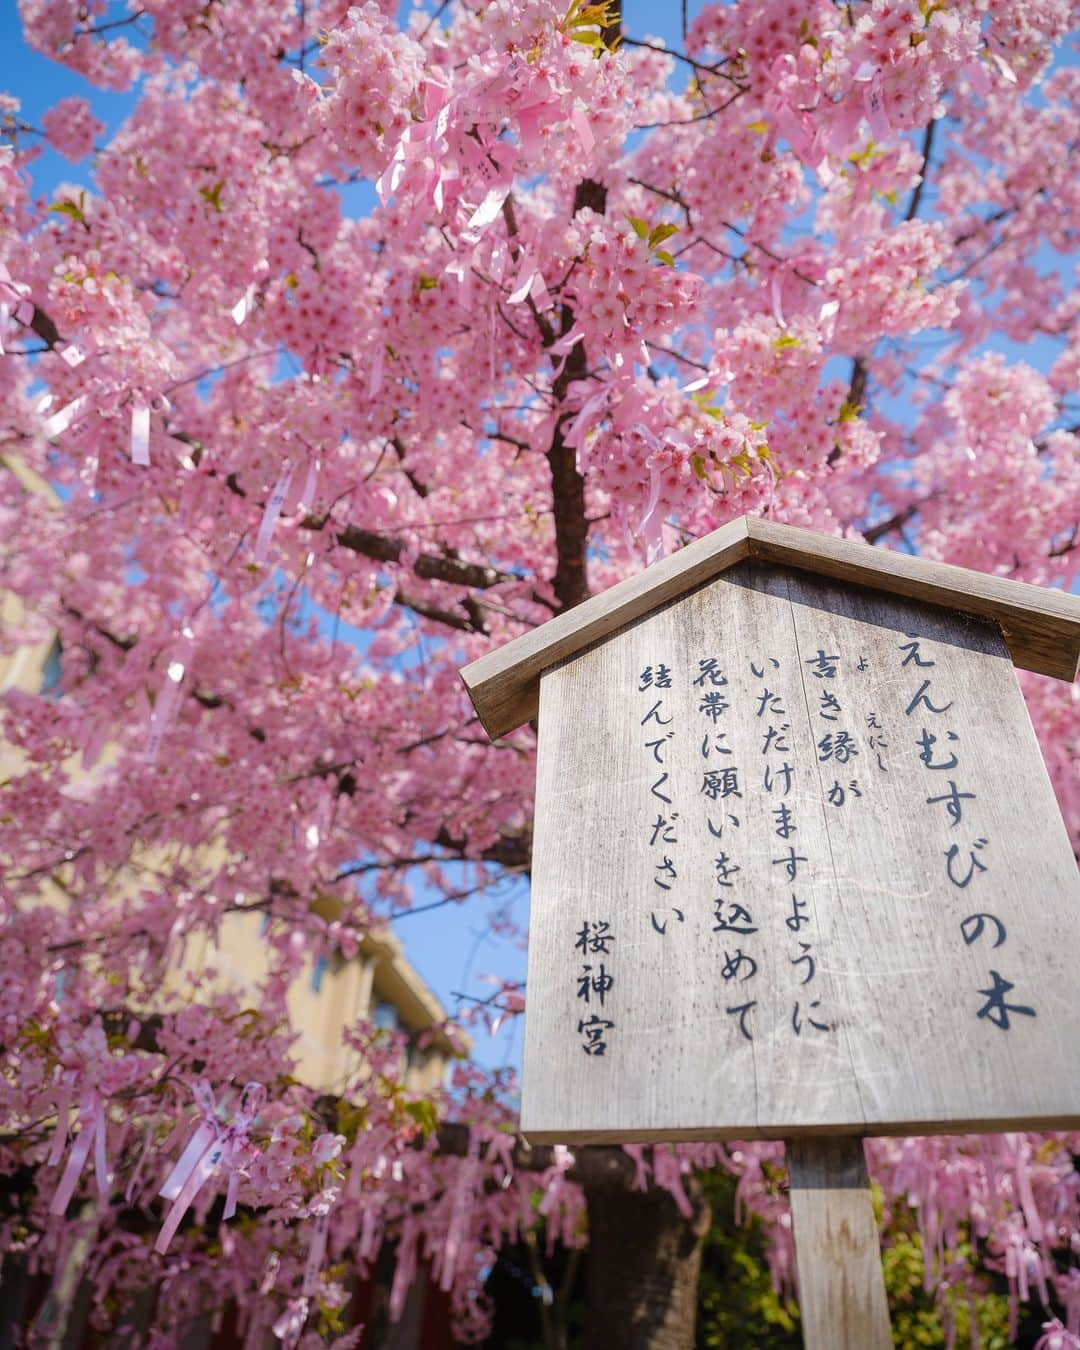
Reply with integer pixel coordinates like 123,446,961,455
437,1137,480,1292
253,463,294,563
507,251,539,305
563,388,609,467
368,343,385,397
155,1081,266,1254
0,264,33,356
272,1297,309,1348
461,184,510,245
852,63,890,141
49,1090,108,1216
295,457,319,517
231,284,255,326
302,1204,331,1296
637,461,666,566
145,628,194,765
570,104,595,156
42,395,90,440
516,105,543,156
770,270,787,329
47,1072,74,1167
131,404,151,466
506,250,551,309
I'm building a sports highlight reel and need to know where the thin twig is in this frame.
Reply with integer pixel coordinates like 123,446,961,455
621,36,737,83
633,87,745,131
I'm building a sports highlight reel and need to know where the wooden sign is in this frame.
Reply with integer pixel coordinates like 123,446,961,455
518,559,1080,1142
461,517,1080,1349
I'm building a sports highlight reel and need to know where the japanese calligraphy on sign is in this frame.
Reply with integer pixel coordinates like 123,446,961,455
519,560,1080,1144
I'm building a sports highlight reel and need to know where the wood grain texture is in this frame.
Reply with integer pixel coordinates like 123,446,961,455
745,518,1080,684
788,1137,892,1350
460,518,1080,740
460,518,750,740
520,561,1080,1143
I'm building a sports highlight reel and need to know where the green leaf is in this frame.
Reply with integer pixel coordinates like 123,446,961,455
847,141,879,168
647,222,679,248
772,333,802,349
417,274,438,291
403,1098,439,1136
49,194,86,225
626,215,649,240
654,249,675,266
692,391,725,420
198,180,225,213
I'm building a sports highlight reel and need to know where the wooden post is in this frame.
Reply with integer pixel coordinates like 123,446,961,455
787,1137,892,1350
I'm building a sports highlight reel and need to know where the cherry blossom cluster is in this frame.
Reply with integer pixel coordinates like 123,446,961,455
1,0,1078,1341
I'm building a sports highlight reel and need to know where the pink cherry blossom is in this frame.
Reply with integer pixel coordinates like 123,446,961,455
1,0,1077,1341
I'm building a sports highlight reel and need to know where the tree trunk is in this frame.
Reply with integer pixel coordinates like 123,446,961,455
584,1179,711,1350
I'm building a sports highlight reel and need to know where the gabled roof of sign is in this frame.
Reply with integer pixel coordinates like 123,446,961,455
461,515,1080,740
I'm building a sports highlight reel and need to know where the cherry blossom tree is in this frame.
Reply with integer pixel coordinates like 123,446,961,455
1,0,1078,1345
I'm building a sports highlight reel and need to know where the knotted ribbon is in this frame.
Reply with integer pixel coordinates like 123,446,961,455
48,1083,109,1217
155,1080,266,1254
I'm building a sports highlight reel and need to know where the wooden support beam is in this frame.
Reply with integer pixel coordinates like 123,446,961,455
787,1136,892,1350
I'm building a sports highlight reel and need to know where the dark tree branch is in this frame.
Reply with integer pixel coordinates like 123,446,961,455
633,87,746,131
29,306,63,350
74,9,145,38
627,177,694,226
904,119,936,222
434,823,532,872
848,356,868,410
620,36,739,84
304,517,516,590
395,590,486,633
534,1,627,615
863,503,921,544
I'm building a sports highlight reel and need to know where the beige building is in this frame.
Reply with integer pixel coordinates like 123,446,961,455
178,909,459,1094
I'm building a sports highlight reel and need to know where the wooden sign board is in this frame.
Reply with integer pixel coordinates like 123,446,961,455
518,560,1080,1143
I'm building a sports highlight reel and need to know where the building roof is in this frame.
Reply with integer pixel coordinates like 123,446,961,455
363,928,469,1053
461,516,1080,740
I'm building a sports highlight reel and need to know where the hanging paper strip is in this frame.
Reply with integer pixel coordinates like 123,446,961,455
130,405,151,466
570,104,595,156
49,1091,108,1216
253,463,295,563
42,395,90,440
302,1207,330,1296
637,461,666,566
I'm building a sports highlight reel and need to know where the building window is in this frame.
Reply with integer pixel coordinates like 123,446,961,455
372,1002,400,1032
40,637,62,698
